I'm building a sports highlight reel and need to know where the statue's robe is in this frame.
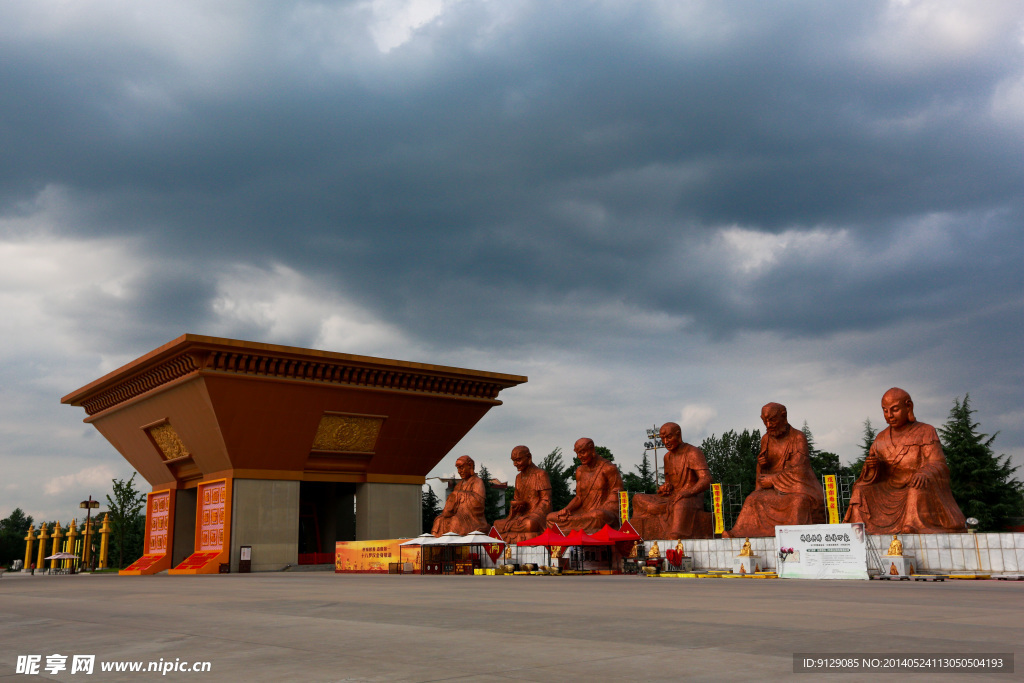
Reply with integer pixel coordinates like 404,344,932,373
493,464,552,543
844,421,966,534
547,458,623,534
629,443,713,539
431,474,488,536
726,427,826,537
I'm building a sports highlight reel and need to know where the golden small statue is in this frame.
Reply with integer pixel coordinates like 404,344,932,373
628,542,639,558
739,538,753,556
886,534,903,556
648,541,660,558
675,540,685,555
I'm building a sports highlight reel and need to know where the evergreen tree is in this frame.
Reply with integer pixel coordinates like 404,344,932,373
540,447,574,512
0,508,34,566
850,418,876,480
106,473,146,569
478,465,503,525
701,429,761,502
622,451,658,494
802,421,846,480
939,395,1024,532
421,485,441,534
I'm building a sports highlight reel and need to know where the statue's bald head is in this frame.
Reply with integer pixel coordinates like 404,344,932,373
761,402,787,420
574,437,594,452
760,402,790,437
660,422,682,438
882,387,916,423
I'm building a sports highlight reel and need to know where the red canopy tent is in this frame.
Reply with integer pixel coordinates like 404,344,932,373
589,524,642,543
516,527,567,546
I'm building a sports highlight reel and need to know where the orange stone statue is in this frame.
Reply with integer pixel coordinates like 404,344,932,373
493,445,552,543
844,388,966,534
546,438,623,533
431,455,488,536
628,422,713,539
725,403,826,538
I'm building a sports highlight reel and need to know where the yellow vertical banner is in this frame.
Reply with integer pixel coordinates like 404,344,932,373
711,483,724,535
824,475,839,523
618,490,629,525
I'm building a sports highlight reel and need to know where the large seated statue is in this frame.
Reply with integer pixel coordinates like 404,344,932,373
628,422,713,539
724,403,826,538
546,438,623,534
431,455,488,536
493,445,552,543
844,388,966,534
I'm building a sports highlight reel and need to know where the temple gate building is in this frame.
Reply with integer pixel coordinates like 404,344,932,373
62,335,526,574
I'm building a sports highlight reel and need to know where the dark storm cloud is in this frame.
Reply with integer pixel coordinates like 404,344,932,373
1,0,1022,352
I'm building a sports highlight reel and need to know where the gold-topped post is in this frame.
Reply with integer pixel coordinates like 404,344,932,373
66,519,79,570
50,522,63,571
35,523,48,572
98,514,111,570
23,525,36,572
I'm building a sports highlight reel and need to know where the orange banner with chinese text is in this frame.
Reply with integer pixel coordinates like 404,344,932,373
619,491,629,525
824,475,839,524
711,483,724,535
335,539,421,573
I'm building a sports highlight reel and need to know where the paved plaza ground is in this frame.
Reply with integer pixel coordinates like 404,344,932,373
0,571,1020,681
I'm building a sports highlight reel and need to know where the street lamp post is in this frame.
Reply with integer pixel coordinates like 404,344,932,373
79,496,100,571
643,425,665,486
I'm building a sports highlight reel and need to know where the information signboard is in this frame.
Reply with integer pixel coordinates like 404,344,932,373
776,523,868,580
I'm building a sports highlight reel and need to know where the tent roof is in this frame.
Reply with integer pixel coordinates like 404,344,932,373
399,534,435,546
456,531,505,546
559,529,607,546
517,527,567,546
589,524,643,543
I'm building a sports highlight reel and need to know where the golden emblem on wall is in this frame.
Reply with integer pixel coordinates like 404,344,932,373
146,422,190,461
311,414,384,453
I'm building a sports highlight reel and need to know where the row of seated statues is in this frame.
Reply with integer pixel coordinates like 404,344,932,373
431,387,967,540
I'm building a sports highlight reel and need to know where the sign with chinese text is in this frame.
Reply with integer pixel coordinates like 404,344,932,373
823,475,839,523
335,539,420,573
775,523,868,580
619,491,629,525
711,483,724,535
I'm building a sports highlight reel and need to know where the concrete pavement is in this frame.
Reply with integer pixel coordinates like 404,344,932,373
0,571,1019,682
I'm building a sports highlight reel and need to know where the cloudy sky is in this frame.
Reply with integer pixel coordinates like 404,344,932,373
2,0,1022,522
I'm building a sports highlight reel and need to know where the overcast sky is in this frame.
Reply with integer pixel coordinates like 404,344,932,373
2,0,1022,523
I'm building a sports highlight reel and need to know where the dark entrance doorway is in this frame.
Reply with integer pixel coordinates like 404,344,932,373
298,482,356,564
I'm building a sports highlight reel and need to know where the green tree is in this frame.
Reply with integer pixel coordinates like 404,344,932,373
540,447,574,512
701,429,761,500
939,395,1024,532
850,418,876,480
0,508,34,567
478,465,503,525
801,421,847,480
106,473,146,569
421,485,441,534
623,451,657,494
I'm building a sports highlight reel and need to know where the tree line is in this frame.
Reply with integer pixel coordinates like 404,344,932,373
422,395,1023,533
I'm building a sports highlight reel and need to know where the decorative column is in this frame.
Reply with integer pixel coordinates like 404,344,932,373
36,523,48,572
50,522,63,571
98,514,111,570
66,524,78,573
23,525,35,572
66,519,78,570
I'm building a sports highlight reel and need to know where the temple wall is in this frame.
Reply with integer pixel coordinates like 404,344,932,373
355,483,421,540
230,479,300,572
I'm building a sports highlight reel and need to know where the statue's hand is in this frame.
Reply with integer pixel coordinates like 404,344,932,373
657,483,670,495
757,453,768,466
909,471,930,489
864,453,879,469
